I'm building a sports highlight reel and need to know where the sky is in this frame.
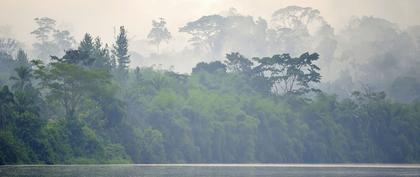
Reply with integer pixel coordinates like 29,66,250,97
1,0,420,46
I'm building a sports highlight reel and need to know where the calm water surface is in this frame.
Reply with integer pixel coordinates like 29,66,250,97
1,164,420,177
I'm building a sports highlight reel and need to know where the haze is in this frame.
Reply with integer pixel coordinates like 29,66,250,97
0,0,420,166
1,0,420,43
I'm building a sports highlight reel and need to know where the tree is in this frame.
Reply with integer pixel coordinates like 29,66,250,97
180,13,270,57
53,30,75,52
192,61,226,74
34,54,111,119
77,34,112,69
113,26,130,74
79,33,94,55
0,38,21,55
31,17,56,42
224,52,271,94
0,86,14,129
134,67,142,83
31,17,75,60
53,49,94,67
268,6,336,70
254,52,321,94
139,128,165,163
338,16,407,89
15,49,29,66
147,18,172,54
10,66,33,92
179,15,224,54
271,6,327,31
9,65,43,120
0,52,17,83
91,37,112,69
225,52,253,74
31,17,57,59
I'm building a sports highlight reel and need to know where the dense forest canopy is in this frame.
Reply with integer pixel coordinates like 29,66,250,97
0,6,419,164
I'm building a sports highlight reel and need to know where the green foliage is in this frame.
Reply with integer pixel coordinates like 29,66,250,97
79,33,94,55
10,66,33,92
113,26,130,74
0,86,14,129
35,56,111,119
15,49,29,66
0,131,29,164
225,52,253,74
139,128,165,163
254,52,321,95
192,61,226,74
0,52,17,84
0,33,419,165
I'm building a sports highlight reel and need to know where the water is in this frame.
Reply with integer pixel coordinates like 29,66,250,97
1,164,420,177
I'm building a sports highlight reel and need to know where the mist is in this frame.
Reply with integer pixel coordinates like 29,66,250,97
0,0,420,165
1,1,420,95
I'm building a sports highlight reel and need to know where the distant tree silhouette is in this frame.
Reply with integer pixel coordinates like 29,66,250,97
147,18,171,54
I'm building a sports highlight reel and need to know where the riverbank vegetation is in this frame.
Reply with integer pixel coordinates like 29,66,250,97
0,27,419,164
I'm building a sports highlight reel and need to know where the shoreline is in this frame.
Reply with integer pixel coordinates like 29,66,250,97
2,163,420,168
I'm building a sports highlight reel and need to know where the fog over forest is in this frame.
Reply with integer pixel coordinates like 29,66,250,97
0,1,419,164
1,1,420,101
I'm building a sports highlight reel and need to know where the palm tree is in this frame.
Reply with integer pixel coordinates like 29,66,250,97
10,66,41,115
10,66,33,92
0,86,15,128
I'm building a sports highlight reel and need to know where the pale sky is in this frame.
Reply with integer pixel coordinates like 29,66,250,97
1,0,420,45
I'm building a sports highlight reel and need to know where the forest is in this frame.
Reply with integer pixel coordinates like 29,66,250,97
0,6,419,164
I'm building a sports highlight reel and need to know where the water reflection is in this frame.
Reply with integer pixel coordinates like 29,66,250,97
1,164,420,177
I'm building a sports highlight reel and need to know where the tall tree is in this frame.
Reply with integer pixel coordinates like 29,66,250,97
78,33,94,55
92,37,112,69
34,56,110,119
0,86,14,129
15,49,29,66
254,52,321,94
10,65,42,118
31,17,57,59
10,66,32,92
180,14,269,57
113,26,130,74
179,15,224,54
31,17,75,60
147,18,172,54
225,52,253,74
77,34,111,69
31,17,56,43
267,6,336,69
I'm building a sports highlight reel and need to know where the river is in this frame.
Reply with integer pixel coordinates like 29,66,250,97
1,164,420,177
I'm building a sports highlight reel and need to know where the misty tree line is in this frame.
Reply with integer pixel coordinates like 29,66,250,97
1,6,420,102
142,6,420,102
0,6,420,164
